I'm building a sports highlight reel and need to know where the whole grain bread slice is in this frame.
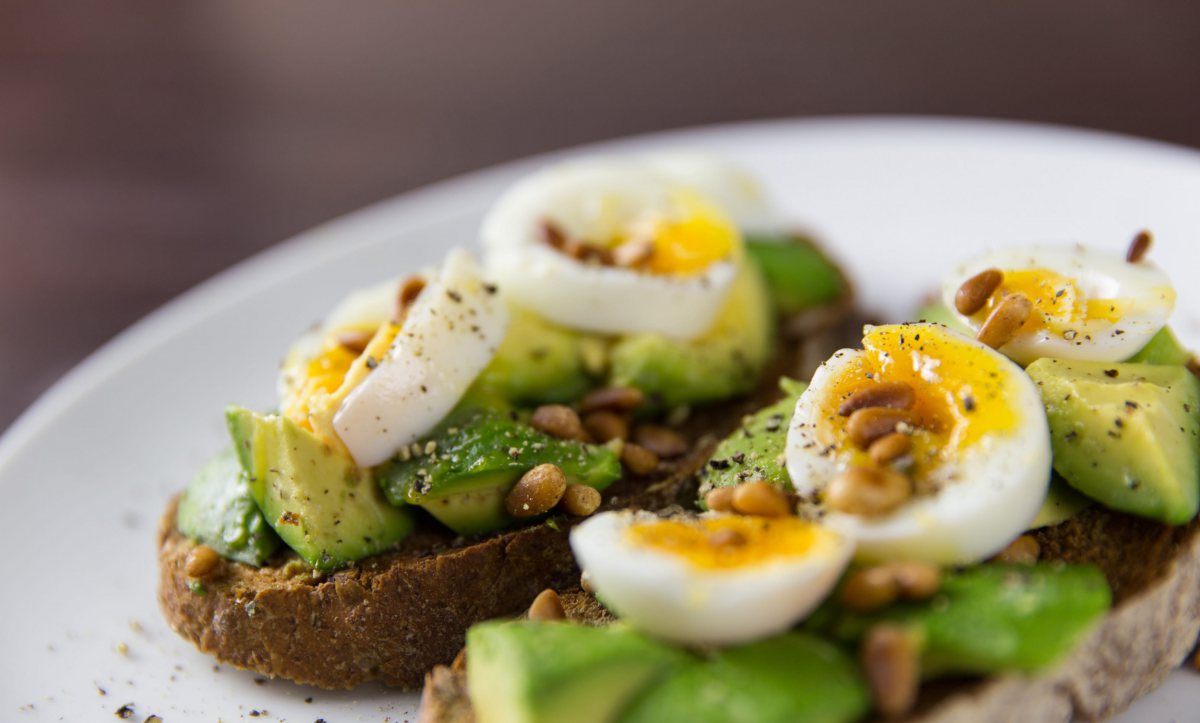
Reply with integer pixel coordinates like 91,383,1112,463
416,507,1200,723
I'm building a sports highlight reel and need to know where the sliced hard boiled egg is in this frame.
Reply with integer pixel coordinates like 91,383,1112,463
481,156,745,339
786,323,1051,565
570,511,853,646
941,245,1175,364
332,249,508,467
640,151,777,233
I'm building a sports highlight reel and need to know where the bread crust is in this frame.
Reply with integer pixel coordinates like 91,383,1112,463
416,508,1200,722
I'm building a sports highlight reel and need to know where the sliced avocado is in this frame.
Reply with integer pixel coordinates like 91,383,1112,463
609,259,774,407
698,378,806,505
473,307,594,405
1127,326,1192,366
914,300,971,335
621,632,869,723
812,563,1110,677
227,406,415,571
376,412,621,536
1026,358,1200,525
1029,474,1092,529
466,620,684,723
176,447,282,566
745,235,847,316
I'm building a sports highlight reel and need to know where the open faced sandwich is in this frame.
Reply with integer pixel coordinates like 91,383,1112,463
157,153,853,689
419,232,1200,723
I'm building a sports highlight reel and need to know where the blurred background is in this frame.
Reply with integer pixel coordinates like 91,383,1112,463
3,1,1200,432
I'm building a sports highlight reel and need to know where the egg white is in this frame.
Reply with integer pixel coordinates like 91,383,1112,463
786,324,1052,565
480,156,743,339
640,150,778,233
334,249,508,467
941,245,1175,364
570,510,853,646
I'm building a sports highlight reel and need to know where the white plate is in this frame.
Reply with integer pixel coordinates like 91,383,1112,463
3,117,1199,722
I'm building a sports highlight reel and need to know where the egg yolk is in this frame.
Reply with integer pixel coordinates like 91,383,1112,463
624,515,833,570
644,191,739,275
821,324,1019,476
972,268,1127,331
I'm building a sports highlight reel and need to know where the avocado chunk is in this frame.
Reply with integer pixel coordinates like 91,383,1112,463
698,378,806,504
1126,325,1193,366
1026,358,1200,524
1029,474,1092,529
745,235,848,316
176,447,281,566
377,412,621,536
609,259,774,407
621,632,869,723
812,563,1110,677
466,620,684,723
226,406,415,571
473,307,594,405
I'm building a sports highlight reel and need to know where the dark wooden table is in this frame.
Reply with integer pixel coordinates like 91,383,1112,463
3,1,1200,432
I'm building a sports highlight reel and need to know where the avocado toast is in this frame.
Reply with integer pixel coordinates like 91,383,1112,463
418,235,1200,722
157,153,855,689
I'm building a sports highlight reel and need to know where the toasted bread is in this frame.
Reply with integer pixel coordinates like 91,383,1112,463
416,507,1200,723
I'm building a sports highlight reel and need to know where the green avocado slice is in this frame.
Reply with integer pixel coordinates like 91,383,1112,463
176,447,281,566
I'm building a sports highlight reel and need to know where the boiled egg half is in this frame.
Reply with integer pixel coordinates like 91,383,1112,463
941,245,1175,364
786,323,1051,564
481,156,751,339
570,510,852,646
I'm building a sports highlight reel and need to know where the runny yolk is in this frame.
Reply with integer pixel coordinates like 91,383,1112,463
822,324,1019,475
973,268,1127,331
645,191,740,275
624,515,830,570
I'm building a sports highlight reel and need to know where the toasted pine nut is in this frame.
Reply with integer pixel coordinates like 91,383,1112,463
185,545,221,579
394,275,426,319
825,466,912,517
621,443,659,475
731,481,792,517
583,410,628,443
451,647,468,672
1126,230,1152,263
837,381,916,417
847,408,914,449
861,624,920,717
868,433,912,464
891,561,942,600
976,293,1032,349
633,424,689,458
613,240,655,268
539,219,567,248
708,528,747,547
705,486,736,512
992,534,1040,564
335,329,374,355
528,589,566,621
561,484,602,517
840,566,900,612
954,268,1003,316
506,464,567,518
580,386,645,414
530,405,587,441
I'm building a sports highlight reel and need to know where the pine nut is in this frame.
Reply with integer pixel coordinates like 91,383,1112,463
506,464,567,518
528,588,566,621
633,424,688,458
393,275,426,319
837,381,915,417
708,528,747,547
825,466,912,517
840,566,900,612
583,410,628,443
335,329,374,354
185,545,221,579
1126,230,1152,263
705,486,736,512
613,240,655,268
731,481,792,517
847,408,914,449
580,386,645,414
868,432,912,464
451,647,468,671
861,624,920,717
561,484,602,517
954,268,1003,316
530,405,587,441
891,561,942,600
975,293,1032,349
992,534,1040,564
539,219,567,249
621,443,659,475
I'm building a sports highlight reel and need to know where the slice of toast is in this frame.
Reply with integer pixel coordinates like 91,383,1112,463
417,507,1200,723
